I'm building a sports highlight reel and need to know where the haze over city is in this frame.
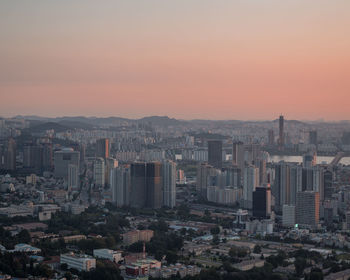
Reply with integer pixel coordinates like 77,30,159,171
2,1,350,280
1,0,350,120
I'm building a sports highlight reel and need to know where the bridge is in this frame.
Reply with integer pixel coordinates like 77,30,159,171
328,151,350,169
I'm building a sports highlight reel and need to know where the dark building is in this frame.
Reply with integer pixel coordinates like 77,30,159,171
23,144,43,174
96,138,109,159
4,138,16,171
268,129,274,146
278,115,284,150
324,170,333,200
146,162,162,209
208,140,222,169
130,162,163,209
42,143,53,171
232,141,244,172
309,130,318,145
130,162,147,208
342,132,350,145
252,186,271,218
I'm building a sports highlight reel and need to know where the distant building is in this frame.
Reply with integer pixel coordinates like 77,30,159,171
278,115,284,150
243,165,259,209
54,148,80,180
282,205,296,227
146,162,162,209
93,249,123,263
232,141,244,172
96,138,109,159
296,191,320,228
309,130,318,145
268,129,274,146
111,165,131,207
162,160,176,208
208,140,222,169
60,253,96,271
252,186,271,218
68,164,79,190
93,157,105,186
122,230,154,246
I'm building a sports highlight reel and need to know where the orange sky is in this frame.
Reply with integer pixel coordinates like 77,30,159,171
0,0,349,120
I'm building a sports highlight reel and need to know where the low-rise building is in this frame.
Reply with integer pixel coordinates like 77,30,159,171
93,249,123,263
60,253,96,272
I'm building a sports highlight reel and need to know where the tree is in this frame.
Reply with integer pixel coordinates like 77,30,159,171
253,245,262,254
295,257,307,276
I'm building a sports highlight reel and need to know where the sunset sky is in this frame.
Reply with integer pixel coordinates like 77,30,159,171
1,0,349,120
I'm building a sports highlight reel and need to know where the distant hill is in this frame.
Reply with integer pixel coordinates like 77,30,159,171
137,116,186,126
28,122,70,133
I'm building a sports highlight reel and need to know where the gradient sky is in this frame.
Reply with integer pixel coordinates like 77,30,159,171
1,0,349,120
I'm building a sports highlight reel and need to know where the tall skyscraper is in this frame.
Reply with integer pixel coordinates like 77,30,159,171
146,162,163,209
23,144,43,174
309,130,318,145
93,157,105,186
268,129,274,146
296,191,320,228
252,185,271,218
208,140,222,169
232,141,245,172
324,170,333,200
42,143,53,172
111,164,131,207
278,115,284,150
162,160,176,208
96,138,109,159
243,165,259,209
54,148,80,180
5,138,16,171
130,162,147,208
68,164,79,190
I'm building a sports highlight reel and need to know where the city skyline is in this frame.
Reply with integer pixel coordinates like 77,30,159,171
1,0,350,120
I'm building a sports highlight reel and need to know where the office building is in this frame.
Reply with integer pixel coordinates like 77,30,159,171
278,115,284,150
296,191,320,228
309,130,318,145
60,253,96,272
146,162,162,209
162,160,176,208
23,144,43,174
282,205,296,227
93,157,105,186
268,129,274,146
130,162,147,208
68,164,79,190
111,165,131,207
4,138,16,171
96,138,109,159
54,148,80,180
324,170,334,200
93,249,123,263
252,186,271,218
208,140,222,169
232,141,245,172
243,165,259,209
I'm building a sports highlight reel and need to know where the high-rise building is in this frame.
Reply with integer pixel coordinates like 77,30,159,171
105,158,118,187
5,138,16,171
111,165,131,207
296,191,320,228
232,141,245,172
268,129,274,146
54,148,80,180
162,160,176,208
243,165,259,209
42,143,53,172
252,185,271,218
324,170,333,200
130,162,147,208
208,140,222,169
273,162,302,212
68,164,79,190
309,130,318,145
282,205,296,227
93,158,105,186
23,144,43,174
96,138,109,159
146,162,162,209
196,163,221,197
221,166,241,187
278,115,284,150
